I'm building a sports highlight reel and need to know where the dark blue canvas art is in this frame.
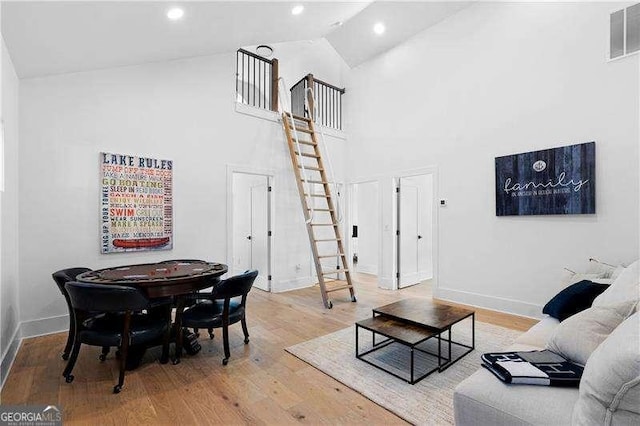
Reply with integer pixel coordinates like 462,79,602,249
495,142,595,216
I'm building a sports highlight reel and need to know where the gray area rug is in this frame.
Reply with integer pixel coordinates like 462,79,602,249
285,318,521,425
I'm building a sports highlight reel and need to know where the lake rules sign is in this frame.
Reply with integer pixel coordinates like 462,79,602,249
495,142,595,216
100,152,173,253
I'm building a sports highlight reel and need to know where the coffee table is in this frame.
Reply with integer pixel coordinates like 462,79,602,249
355,299,475,384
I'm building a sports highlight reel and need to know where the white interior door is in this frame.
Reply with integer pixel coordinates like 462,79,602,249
417,174,433,281
398,174,434,288
250,180,269,291
232,172,270,291
399,182,420,287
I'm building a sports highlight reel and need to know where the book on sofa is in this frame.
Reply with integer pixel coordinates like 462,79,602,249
481,350,584,387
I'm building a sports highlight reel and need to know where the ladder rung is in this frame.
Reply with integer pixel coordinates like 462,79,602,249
318,254,344,258
307,208,333,212
325,285,353,293
294,151,319,158
292,114,311,122
322,269,349,275
304,193,329,198
295,140,317,146
311,223,337,227
315,238,341,242
289,125,313,134
301,179,327,185
298,165,323,171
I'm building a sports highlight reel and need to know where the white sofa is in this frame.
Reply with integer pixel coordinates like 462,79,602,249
453,316,580,425
453,263,640,426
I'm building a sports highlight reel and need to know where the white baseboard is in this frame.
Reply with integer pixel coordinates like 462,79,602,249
435,287,543,320
21,314,69,339
273,276,315,293
1,325,22,389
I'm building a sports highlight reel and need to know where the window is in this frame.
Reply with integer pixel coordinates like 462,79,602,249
610,3,640,60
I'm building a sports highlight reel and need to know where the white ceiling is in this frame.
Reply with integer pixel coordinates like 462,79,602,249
327,1,472,68
1,1,472,79
1,1,369,78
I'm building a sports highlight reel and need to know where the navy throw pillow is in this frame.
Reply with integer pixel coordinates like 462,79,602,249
543,280,609,321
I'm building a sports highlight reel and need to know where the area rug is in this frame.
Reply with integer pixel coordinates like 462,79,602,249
285,319,521,425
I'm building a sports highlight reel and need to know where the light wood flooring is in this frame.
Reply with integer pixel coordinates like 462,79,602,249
0,274,537,424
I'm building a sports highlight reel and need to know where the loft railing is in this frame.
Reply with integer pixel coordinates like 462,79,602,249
236,48,279,111
290,74,345,130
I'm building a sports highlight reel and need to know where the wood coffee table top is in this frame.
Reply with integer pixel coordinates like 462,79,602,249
373,299,474,332
356,316,437,346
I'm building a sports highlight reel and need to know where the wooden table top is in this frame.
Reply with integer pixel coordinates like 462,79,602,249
373,298,474,331
356,316,436,346
76,259,228,298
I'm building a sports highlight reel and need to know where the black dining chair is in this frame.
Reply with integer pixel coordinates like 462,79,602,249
181,270,258,365
63,281,171,393
52,267,93,360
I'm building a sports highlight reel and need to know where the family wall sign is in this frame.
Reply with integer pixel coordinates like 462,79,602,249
495,142,596,216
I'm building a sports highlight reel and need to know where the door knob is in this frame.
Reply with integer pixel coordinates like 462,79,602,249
417,235,423,239
246,235,252,240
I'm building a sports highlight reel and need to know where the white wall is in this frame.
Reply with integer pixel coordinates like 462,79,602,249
1,35,21,385
18,45,348,333
346,2,639,317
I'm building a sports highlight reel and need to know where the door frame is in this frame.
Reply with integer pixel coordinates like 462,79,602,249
226,165,275,291
394,166,439,292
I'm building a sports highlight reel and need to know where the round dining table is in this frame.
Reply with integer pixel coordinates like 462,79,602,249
76,259,228,364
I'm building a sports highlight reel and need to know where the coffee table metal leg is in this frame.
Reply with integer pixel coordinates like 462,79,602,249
472,312,475,349
438,333,441,369
410,348,414,384
355,324,359,357
449,328,452,364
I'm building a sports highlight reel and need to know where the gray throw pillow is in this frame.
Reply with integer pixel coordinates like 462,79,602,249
546,301,637,366
571,312,640,425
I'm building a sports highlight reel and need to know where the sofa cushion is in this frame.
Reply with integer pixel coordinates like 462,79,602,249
586,259,625,280
592,260,639,307
454,344,578,426
514,315,559,348
572,312,640,425
542,280,609,321
546,301,637,366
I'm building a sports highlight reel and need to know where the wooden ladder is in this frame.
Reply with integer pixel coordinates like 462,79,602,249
281,113,356,309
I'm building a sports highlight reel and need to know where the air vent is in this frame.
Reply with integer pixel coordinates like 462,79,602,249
610,3,640,60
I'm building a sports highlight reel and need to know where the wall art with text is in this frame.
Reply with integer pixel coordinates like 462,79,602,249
495,142,595,216
100,152,173,253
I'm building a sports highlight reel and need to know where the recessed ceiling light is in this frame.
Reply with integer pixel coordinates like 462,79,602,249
167,7,184,21
291,5,304,16
373,22,385,35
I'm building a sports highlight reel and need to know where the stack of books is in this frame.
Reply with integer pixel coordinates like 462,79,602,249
481,350,584,387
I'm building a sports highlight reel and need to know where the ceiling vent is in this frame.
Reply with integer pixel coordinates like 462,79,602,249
610,3,640,60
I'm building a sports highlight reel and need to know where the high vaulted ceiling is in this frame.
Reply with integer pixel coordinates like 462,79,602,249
327,1,471,68
2,1,472,79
